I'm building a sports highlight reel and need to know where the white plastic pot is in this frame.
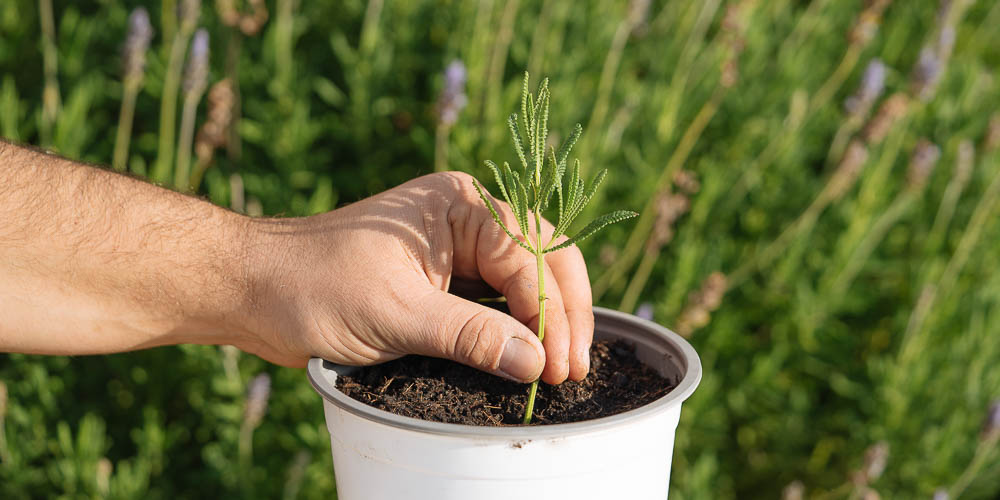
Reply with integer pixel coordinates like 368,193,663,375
306,306,701,500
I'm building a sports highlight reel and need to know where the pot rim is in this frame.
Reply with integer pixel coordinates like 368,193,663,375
306,306,701,438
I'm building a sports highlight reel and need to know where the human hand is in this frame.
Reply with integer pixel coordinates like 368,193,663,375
240,172,594,384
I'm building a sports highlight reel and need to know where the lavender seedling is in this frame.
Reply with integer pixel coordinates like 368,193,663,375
474,73,637,424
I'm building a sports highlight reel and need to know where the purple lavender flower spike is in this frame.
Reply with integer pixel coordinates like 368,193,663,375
438,60,468,128
183,29,210,94
123,7,154,81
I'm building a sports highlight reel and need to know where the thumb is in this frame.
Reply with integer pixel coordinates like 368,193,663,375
402,288,545,383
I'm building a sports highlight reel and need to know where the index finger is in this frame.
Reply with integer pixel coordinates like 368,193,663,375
544,238,594,381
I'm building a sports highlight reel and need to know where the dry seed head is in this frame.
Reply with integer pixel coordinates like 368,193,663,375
673,169,701,194
195,78,235,165
0,380,7,419
985,113,1000,153
863,93,909,145
650,193,689,248
123,7,154,83
849,0,892,46
862,490,881,500
782,481,805,500
863,441,889,481
701,272,727,309
599,245,619,267
217,0,268,36
719,1,751,88
906,139,940,189
933,489,950,500
675,272,728,337
830,140,869,200
96,458,112,495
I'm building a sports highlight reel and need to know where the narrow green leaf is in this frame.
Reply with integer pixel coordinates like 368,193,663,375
556,123,583,168
520,72,530,142
474,180,535,252
573,168,608,220
536,84,550,180
503,163,528,236
514,170,531,235
545,210,638,253
541,146,561,210
484,160,512,209
553,158,582,239
507,114,529,171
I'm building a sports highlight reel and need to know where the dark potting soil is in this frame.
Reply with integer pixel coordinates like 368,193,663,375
335,339,676,426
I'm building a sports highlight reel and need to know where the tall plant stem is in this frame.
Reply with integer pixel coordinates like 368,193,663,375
594,85,725,300
175,89,205,192
112,80,141,172
827,191,915,297
582,12,633,167
480,0,519,153
434,125,450,172
152,24,196,184
948,433,1000,499
619,241,659,313
523,209,547,424
225,28,243,160
899,154,1000,367
161,0,177,48
38,0,60,148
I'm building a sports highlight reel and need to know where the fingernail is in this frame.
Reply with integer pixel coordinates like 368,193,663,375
498,338,540,382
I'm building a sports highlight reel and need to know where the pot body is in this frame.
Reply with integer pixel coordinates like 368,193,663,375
307,307,701,500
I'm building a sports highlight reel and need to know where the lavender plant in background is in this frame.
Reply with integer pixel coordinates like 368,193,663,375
911,48,942,101
635,302,654,321
844,60,886,117
112,7,154,172
245,373,272,430
983,400,1000,440
123,8,154,84
433,59,467,172
437,60,467,129
175,29,210,192
239,373,272,471
152,0,201,184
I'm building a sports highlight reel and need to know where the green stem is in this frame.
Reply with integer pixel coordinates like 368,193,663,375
828,191,915,296
434,125,449,172
152,24,196,184
594,85,726,300
174,90,202,192
38,0,60,148
619,243,659,314
523,209,546,424
112,80,141,172
948,433,1000,499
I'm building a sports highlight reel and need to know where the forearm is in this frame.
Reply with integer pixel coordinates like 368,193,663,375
0,140,259,355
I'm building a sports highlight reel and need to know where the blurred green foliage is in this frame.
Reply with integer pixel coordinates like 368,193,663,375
1,0,999,498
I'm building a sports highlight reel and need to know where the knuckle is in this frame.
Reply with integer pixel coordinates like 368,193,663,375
450,309,502,368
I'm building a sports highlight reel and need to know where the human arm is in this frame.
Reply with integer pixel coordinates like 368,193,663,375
0,140,594,384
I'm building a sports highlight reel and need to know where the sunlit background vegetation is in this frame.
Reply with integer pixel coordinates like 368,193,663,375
1,0,999,498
